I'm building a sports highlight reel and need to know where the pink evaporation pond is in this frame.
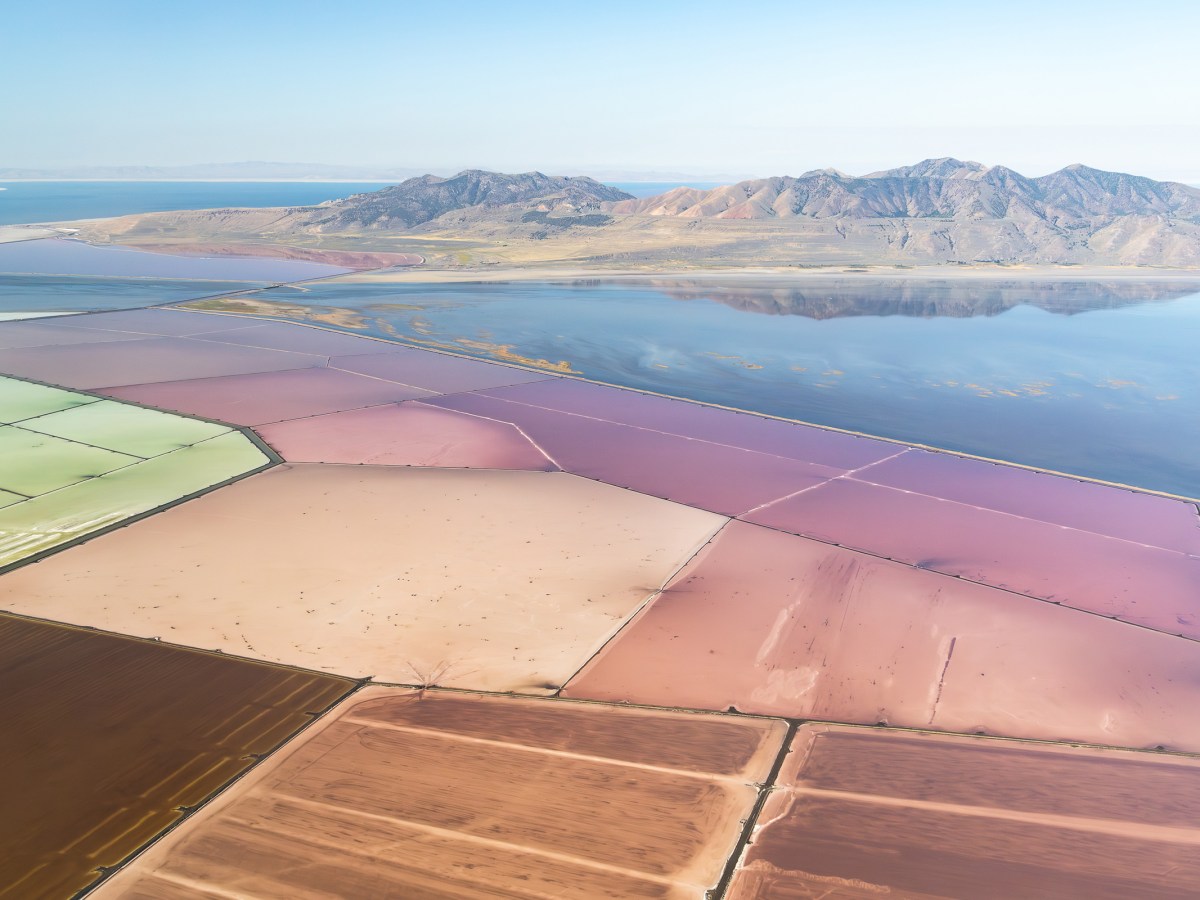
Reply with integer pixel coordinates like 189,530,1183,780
100,368,437,426
744,478,1200,639
851,448,1200,554
563,520,1200,751
194,320,410,357
428,392,842,516
0,239,349,281
0,320,151,351
0,337,324,389
0,308,266,352
60,309,269,338
329,349,553,394
479,378,899,469
257,401,555,470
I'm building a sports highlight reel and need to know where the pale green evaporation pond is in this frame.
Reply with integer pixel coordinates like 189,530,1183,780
0,378,269,569
210,276,1200,499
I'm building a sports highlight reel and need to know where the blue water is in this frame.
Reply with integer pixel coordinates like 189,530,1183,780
228,277,1200,498
0,275,266,315
0,181,390,225
0,239,347,316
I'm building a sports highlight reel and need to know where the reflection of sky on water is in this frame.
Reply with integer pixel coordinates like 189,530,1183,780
0,274,266,314
212,278,1200,497
0,238,354,315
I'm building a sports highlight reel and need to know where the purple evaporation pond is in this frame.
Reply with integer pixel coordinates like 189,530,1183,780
743,478,1200,639
329,349,554,394
427,392,839,516
479,378,899,470
62,308,269,338
563,519,1200,750
850,449,1200,555
0,239,348,281
256,401,555,470
0,337,325,390
100,368,436,427
195,321,410,357
0,320,152,351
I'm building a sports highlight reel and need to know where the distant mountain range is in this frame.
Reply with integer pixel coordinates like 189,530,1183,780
609,158,1200,222
61,161,1200,267
312,171,632,229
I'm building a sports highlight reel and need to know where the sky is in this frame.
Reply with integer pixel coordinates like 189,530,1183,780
4,0,1199,181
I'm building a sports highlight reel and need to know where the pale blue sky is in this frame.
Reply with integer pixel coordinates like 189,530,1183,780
4,0,1199,180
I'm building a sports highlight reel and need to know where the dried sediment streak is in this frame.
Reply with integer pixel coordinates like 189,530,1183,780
726,724,1200,899
96,688,787,899
0,613,355,899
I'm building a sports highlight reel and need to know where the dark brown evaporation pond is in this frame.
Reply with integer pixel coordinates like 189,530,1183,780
0,613,354,898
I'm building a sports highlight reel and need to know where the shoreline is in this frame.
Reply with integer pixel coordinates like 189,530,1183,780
328,261,1200,283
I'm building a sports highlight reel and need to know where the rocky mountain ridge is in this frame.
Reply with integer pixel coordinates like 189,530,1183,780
608,159,1200,223
60,161,1200,268
308,170,632,230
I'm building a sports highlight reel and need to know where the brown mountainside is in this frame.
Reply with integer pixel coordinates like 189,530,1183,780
62,162,1200,268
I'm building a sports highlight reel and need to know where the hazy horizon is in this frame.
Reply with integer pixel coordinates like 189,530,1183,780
4,157,1197,185
5,0,1199,182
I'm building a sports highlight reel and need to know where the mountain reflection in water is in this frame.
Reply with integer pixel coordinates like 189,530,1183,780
187,276,1200,498
634,278,1200,319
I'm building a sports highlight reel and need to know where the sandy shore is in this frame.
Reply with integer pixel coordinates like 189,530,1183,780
333,261,1200,284
122,241,423,270
0,225,59,244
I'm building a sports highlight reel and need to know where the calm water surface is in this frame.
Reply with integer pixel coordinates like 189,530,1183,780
0,239,348,315
0,181,389,225
229,277,1200,497
0,239,348,281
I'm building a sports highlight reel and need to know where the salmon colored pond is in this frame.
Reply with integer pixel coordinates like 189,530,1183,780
95,689,786,900
727,724,1200,899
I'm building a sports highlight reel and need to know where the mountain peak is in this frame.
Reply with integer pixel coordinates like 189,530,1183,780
865,158,990,180
320,170,632,229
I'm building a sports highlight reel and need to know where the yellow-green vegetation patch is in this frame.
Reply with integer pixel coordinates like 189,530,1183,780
0,377,270,570
0,378,99,423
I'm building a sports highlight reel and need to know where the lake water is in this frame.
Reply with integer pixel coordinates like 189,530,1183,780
0,181,390,225
0,239,348,316
216,276,1200,498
